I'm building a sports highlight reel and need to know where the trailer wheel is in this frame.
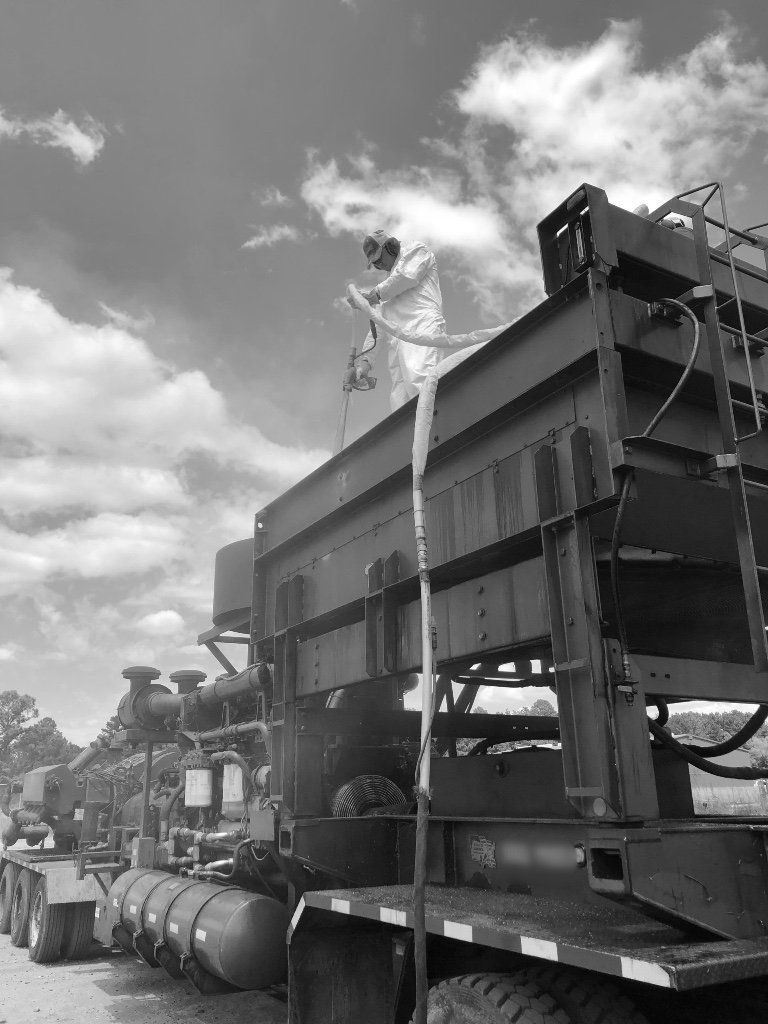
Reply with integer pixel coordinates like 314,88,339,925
523,964,650,1024
419,973,570,1023
28,877,67,963
0,862,20,933
10,868,34,947
61,901,96,959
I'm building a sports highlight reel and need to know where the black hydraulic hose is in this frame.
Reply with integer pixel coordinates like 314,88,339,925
682,705,768,756
652,699,669,727
247,845,281,900
648,719,768,778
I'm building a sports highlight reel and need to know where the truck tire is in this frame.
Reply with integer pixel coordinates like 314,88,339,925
10,868,33,947
61,901,96,959
523,964,650,1024
420,973,570,1023
28,877,67,963
0,862,20,933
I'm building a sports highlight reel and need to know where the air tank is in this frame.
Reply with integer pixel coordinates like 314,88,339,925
106,869,288,989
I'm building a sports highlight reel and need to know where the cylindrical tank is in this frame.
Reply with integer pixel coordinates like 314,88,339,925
222,762,245,819
108,869,288,989
183,752,213,807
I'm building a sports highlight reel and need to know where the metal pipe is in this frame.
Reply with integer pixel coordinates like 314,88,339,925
144,690,184,718
67,741,106,774
159,781,185,842
196,664,269,707
139,742,154,838
186,718,271,754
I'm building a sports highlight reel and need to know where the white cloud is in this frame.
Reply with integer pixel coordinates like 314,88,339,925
0,513,184,592
0,645,18,662
0,107,106,166
98,301,155,333
242,224,302,249
301,20,768,316
0,268,325,477
256,186,292,208
0,268,328,599
0,457,187,516
136,609,186,637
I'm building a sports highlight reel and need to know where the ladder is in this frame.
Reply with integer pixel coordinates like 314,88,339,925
649,183,768,672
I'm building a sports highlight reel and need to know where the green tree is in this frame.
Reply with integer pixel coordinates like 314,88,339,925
11,718,81,775
98,714,121,744
525,699,556,717
0,689,81,779
749,737,768,771
0,690,38,777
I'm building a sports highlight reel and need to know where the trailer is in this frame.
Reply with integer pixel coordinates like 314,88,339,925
0,847,110,962
6,180,768,1022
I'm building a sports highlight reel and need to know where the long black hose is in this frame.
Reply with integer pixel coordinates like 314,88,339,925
608,298,768,773
649,719,768,779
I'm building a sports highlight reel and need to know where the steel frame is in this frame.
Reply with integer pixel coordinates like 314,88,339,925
237,186,768,997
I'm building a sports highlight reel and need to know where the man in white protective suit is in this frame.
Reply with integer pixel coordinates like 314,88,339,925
356,229,447,411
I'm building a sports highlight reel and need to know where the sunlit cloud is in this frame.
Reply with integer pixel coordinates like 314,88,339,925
0,107,107,166
242,223,302,249
302,20,768,316
98,301,155,333
255,185,292,208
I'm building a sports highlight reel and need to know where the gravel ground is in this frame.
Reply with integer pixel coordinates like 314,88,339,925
0,934,287,1024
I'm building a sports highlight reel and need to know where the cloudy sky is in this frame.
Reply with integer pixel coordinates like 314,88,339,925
1,1,767,744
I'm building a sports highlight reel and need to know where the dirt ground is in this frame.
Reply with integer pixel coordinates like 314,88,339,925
0,934,287,1024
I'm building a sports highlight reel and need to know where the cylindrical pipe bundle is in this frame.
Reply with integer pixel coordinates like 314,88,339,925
106,869,288,989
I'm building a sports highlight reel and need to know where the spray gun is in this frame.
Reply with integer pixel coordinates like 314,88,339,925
333,315,378,455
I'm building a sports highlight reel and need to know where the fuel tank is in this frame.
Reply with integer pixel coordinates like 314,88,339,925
105,869,288,989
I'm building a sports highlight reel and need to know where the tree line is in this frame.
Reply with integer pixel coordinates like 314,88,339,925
0,689,82,781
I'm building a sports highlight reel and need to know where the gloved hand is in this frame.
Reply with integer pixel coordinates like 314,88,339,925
362,288,380,306
355,357,373,382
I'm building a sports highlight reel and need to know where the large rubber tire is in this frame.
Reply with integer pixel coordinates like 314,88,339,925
0,862,20,934
10,868,33,947
61,901,96,960
422,973,570,1023
524,964,650,1024
28,877,67,963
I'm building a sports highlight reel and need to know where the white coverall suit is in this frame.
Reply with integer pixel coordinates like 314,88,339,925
361,241,446,411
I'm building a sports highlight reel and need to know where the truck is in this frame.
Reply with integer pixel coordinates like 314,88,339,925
3,181,768,1022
